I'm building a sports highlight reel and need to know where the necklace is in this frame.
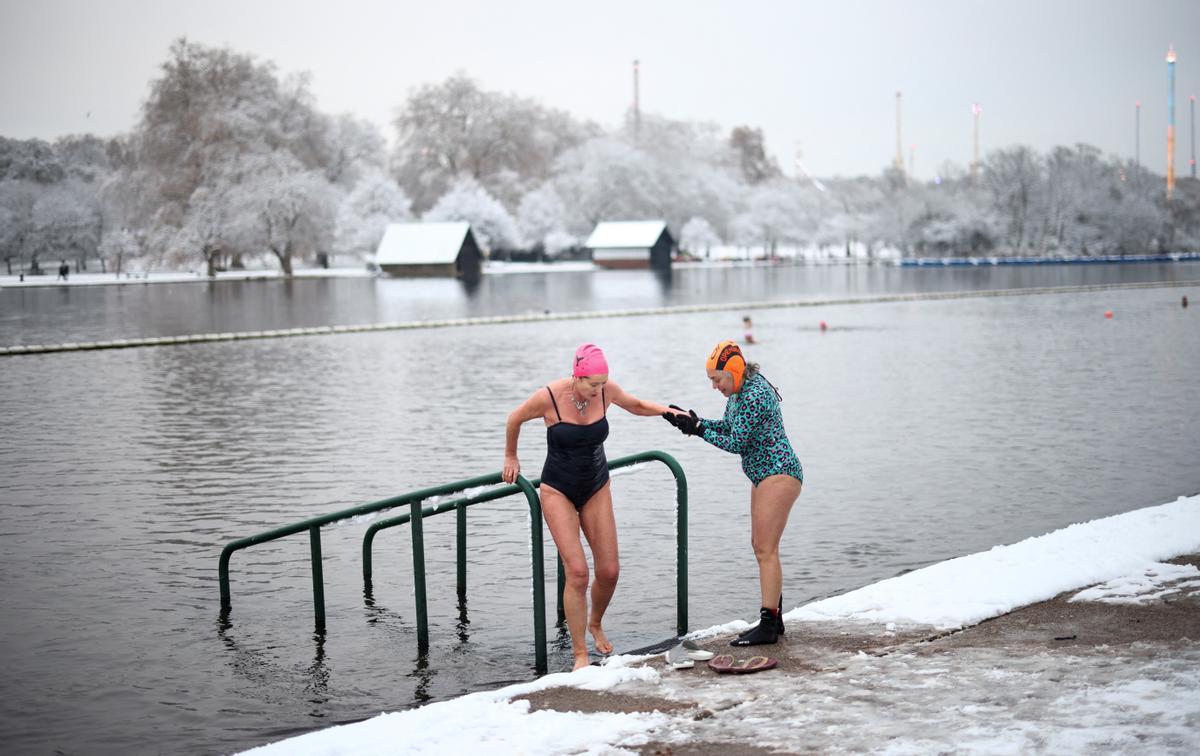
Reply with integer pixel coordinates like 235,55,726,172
570,390,589,416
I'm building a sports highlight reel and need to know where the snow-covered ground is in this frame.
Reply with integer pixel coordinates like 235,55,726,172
0,266,376,287
482,260,597,274
242,493,1200,755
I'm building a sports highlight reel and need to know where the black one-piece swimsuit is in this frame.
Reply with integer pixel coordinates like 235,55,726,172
540,386,610,509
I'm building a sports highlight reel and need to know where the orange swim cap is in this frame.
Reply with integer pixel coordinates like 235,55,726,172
706,340,746,392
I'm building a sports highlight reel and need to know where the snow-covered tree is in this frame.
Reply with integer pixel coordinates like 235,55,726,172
334,171,412,261
392,74,592,212
680,216,721,257
730,180,814,255
1097,171,1167,255
54,135,113,184
232,154,336,275
323,113,388,188
423,176,519,253
98,227,140,276
611,114,745,237
0,179,37,273
550,137,665,233
984,146,1046,253
31,179,101,271
96,154,164,273
516,184,570,250
542,229,579,257
168,186,233,277
121,38,342,274
729,126,781,184
0,137,65,183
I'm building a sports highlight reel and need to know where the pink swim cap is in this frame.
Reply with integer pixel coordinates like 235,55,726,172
572,343,609,377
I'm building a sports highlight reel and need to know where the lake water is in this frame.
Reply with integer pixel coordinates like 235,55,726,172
1,262,1198,754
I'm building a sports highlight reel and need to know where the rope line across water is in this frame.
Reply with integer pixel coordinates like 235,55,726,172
3,279,1197,357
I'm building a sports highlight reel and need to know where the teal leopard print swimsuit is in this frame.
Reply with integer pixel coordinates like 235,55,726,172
699,372,803,486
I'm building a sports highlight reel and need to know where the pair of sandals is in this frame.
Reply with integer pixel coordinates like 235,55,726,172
666,640,777,674
708,654,777,674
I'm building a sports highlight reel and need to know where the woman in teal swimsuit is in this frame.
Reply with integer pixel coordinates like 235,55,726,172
664,340,803,646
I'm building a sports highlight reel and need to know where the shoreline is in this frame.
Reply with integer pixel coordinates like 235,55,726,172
5,253,1199,289
3,278,1197,357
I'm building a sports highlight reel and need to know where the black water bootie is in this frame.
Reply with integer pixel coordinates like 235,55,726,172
737,595,785,638
731,607,779,646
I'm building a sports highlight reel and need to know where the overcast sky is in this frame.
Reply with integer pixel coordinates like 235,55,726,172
2,0,1198,179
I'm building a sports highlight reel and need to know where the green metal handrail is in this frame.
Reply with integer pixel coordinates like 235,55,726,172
218,473,542,632
363,450,689,639
218,450,686,674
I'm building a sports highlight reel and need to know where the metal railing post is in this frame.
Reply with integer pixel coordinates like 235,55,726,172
310,525,325,629
456,500,467,597
671,461,689,635
515,475,547,673
556,555,565,624
410,500,428,649
362,526,377,586
219,548,233,612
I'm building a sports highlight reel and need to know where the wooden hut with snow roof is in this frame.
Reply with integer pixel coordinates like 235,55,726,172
585,221,675,270
374,221,482,278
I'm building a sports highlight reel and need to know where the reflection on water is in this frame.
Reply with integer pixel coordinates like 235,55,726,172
0,265,1197,754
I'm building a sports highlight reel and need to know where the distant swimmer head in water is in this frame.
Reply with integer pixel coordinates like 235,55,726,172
706,340,746,395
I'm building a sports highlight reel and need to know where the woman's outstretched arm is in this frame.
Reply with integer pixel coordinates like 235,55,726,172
606,379,682,417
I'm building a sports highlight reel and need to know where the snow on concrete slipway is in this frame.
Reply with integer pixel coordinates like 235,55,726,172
242,494,1200,755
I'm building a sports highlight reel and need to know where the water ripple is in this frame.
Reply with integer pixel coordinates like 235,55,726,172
0,276,1197,754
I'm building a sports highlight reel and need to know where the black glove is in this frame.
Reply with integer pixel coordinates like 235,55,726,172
661,403,683,429
661,405,702,436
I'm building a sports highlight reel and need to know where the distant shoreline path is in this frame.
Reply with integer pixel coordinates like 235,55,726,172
3,279,1197,357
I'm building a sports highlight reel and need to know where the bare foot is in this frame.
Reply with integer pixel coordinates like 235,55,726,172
572,651,591,671
588,623,613,655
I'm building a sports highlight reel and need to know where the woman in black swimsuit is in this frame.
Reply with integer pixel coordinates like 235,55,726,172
503,343,680,671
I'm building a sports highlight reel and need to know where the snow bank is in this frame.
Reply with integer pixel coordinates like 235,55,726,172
240,657,662,755
1070,562,1200,605
789,494,1200,628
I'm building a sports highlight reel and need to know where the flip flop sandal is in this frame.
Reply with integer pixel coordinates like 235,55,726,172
681,640,715,660
707,654,735,673
665,644,694,669
734,656,777,673
708,654,777,674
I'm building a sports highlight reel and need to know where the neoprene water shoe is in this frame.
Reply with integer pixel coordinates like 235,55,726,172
731,607,779,646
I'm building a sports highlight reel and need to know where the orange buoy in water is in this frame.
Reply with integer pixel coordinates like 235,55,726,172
1105,310,1113,319
819,320,828,331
